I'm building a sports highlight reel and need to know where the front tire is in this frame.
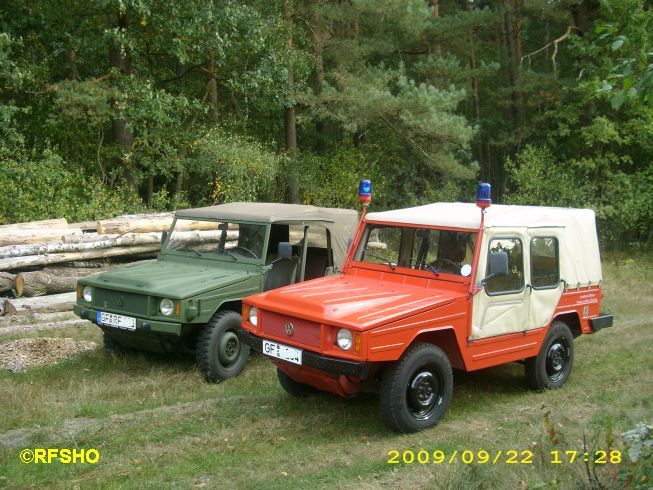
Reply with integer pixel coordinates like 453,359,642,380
196,310,250,383
379,343,453,433
276,368,318,397
525,321,574,390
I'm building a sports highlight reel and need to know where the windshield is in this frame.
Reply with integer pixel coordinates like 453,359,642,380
164,218,267,260
354,224,476,276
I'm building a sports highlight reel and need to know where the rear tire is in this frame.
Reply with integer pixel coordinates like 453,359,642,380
196,310,250,383
525,321,574,390
276,368,318,397
379,343,453,433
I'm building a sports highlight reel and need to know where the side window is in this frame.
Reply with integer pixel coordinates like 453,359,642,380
289,224,305,246
530,237,559,289
485,238,524,295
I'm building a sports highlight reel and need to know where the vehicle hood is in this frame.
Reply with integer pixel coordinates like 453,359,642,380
81,259,252,299
248,275,463,331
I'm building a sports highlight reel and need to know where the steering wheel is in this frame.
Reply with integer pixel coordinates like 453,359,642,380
430,258,461,274
232,246,259,259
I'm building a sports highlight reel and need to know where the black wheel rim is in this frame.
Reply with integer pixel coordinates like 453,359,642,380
545,337,570,382
218,330,240,366
407,367,443,421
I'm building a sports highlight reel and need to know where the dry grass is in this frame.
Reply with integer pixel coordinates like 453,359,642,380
0,252,651,488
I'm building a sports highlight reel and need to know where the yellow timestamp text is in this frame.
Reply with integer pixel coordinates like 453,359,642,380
386,449,623,465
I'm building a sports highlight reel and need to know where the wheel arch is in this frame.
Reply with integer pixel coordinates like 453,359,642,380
217,299,243,315
185,299,242,351
552,311,581,338
407,328,465,370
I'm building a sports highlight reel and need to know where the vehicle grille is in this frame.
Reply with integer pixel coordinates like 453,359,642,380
262,311,322,348
91,288,149,316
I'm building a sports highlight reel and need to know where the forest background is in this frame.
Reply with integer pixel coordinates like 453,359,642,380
1,0,651,246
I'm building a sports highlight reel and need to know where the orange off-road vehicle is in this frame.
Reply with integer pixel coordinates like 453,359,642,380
239,182,614,433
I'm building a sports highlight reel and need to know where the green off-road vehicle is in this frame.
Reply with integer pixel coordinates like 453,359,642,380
74,202,357,382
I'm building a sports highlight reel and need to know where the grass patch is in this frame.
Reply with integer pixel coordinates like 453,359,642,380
0,253,651,488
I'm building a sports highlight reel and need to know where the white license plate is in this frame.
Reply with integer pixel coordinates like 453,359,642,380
97,311,136,331
262,340,303,365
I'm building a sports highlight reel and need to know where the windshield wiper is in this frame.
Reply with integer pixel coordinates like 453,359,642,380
424,264,440,276
218,249,238,260
176,248,202,257
365,253,397,270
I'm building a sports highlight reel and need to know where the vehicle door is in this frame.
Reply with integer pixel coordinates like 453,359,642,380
471,229,530,339
527,229,565,330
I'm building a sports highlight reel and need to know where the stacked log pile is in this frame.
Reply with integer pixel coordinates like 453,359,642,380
0,214,230,316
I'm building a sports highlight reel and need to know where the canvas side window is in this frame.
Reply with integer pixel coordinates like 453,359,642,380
289,224,305,246
530,237,559,289
485,238,524,295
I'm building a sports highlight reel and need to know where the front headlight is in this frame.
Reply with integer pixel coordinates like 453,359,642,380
82,286,93,302
248,307,258,326
159,298,174,316
336,328,353,350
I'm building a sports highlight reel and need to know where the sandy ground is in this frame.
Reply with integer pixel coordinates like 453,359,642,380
0,337,96,372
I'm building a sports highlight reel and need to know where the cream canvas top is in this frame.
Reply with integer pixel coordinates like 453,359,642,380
366,202,602,286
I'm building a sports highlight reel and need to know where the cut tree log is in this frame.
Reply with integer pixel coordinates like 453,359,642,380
0,245,160,272
96,213,173,234
0,272,15,293
68,220,97,232
16,270,100,297
14,261,155,297
0,233,161,259
0,230,230,260
1,292,76,316
0,218,67,230
0,228,82,247
96,213,228,234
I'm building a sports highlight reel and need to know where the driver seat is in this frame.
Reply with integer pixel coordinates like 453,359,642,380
264,242,300,291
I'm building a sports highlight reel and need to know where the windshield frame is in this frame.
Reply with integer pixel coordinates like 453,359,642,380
161,217,270,264
350,220,479,283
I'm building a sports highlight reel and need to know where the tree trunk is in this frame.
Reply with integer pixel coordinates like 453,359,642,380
205,25,219,122
146,175,154,209
311,3,326,154
464,0,484,175
432,0,442,56
0,272,15,293
570,0,600,36
284,0,299,204
513,0,522,62
66,49,78,79
109,12,135,188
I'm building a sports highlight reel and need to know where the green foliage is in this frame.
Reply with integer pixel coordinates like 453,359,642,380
593,0,653,109
504,146,586,208
0,0,650,247
0,143,144,224
188,129,281,204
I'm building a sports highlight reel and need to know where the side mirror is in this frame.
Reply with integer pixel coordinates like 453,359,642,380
160,230,168,248
489,250,509,277
278,241,292,260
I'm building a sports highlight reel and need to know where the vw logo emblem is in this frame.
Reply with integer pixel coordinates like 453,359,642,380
284,322,295,336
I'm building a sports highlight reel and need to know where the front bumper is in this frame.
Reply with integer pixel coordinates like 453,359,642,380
238,329,370,379
74,304,183,336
